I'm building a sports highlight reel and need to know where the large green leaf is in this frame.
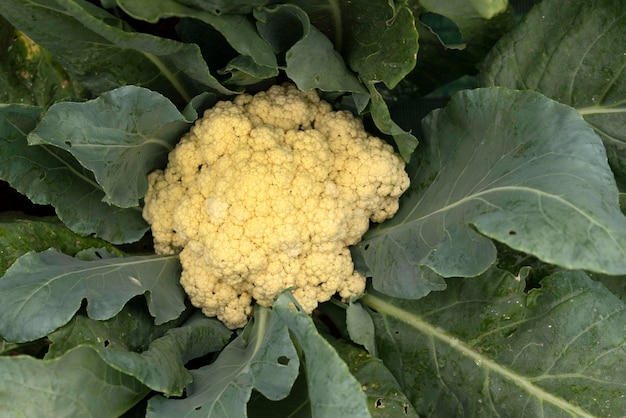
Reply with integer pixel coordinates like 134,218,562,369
363,268,626,417
0,213,121,276
273,292,369,418
0,104,148,243
353,88,626,298
0,0,234,104
28,86,192,208
480,0,626,184
48,308,231,397
0,249,185,342
0,17,84,107
147,306,299,417
0,346,149,417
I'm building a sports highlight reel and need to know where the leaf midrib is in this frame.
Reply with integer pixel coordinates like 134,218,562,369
369,185,624,255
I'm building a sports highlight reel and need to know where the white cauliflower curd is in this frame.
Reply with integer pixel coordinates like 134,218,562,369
143,83,409,328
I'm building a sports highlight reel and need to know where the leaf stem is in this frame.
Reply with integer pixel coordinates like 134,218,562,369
142,52,193,104
328,0,343,51
361,293,597,418
577,105,626,115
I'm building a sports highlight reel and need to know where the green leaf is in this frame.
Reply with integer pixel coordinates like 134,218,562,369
363,268,626,417
255,4,365,94
327,337,420,418
343,0,419,89
589,273,626,304
0,104,148,243
150,0,271,16
28,86,192,208
147,306,299,417
480,0,626,185
0,346,149,417
247,372,311,418
273,292,369,418
247,327,420,418
46,298,183,358
0,213,121,276
0,17,84,107
353,88,626,298
367,82,418,161
114,0,278,82
0,249,185,342
346,300,377,356
286,23,366,94
340,0,420,160
408,1,514,94
48,308,232,397
0,0,234,104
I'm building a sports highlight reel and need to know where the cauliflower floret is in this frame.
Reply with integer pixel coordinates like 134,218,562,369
143,83,409,329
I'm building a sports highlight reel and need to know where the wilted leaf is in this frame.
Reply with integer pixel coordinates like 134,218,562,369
147,306,299,417
363,268,626,417
48,309,231,396
0,0,233,104
480,0,626,185
273,292,369,418
0,346,149,417
354,88,626,298
28,86,192,208
0,18,84,107
0,249,185,342
0,104,148,243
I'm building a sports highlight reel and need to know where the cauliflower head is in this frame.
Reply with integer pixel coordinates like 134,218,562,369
143,83,410,329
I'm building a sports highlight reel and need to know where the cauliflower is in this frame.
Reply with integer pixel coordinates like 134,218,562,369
143,83,410,328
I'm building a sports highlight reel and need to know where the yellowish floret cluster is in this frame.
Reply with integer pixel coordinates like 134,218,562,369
143,83,409,328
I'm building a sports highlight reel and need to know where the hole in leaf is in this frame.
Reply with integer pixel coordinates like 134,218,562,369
375,398,384,408
194,406,202,411
403,402,409,415
103,340,110,347
277,355,290,366
364,244,370,250
509,230,517,235
64,140,72,148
